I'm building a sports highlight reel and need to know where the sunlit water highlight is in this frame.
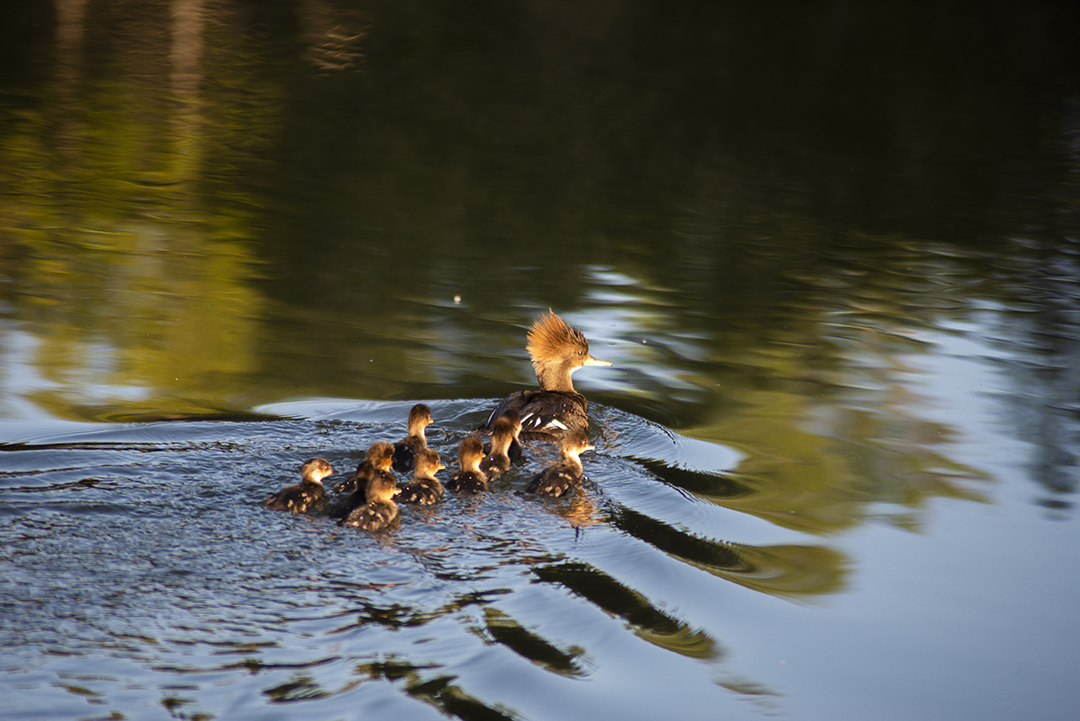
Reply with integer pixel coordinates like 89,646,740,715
1,399,785,720
3,2,1080,719
4,301,1080,720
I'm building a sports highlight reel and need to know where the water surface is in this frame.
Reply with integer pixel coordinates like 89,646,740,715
2,1,1080,719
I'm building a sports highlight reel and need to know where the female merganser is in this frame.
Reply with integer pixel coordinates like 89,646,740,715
397,448,445,505
330,442,395,517
526,430,594,497
445,436,488,494
480,413,520,479
339,470,400,531
392,404,433,473
483,310,611,439
262,457,333,513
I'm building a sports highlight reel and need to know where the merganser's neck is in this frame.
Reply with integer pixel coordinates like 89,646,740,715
534,362,577,393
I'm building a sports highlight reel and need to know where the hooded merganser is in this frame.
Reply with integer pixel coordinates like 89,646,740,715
483,310,611,439
339,470,400,531
397,448,445,505
480,413,520,479
526,430,594,498
262,457,333,513
329,442,395,518
392,404,433,473
445,436,488,494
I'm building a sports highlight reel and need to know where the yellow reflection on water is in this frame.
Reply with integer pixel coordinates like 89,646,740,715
1,0,276,421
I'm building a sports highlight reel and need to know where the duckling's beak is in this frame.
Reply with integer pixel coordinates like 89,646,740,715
584,354,612,367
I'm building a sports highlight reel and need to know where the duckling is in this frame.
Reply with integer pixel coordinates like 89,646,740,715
392,403,433,473
505,408,525,465
334,441,395,495
262,457,333,514
329,442,395,519
339,471,400,531
480,413,520,479
445,436,488,494
483,310,611,439
526,430,594,498
397,448,445,505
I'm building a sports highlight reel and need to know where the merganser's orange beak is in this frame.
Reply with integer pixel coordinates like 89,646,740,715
584,355,612,367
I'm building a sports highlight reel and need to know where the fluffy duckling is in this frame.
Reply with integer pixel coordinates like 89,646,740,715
334,441,395,495
262,457,333,514
329,442,395,518
339,471,400,531
445,436,488,494
483,310,611,439
392,404,433,473
526,430,594,498
481,413,520,479
397,448,445,505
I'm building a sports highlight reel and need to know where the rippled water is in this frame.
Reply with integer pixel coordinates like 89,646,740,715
1,399,759,719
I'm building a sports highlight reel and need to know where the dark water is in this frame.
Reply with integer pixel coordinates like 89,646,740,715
3,1,1080,719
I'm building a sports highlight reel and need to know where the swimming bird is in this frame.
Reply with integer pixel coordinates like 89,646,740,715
339,470,400,531
329,442,395,517
262,457,333,514
445,436,488,494
526,430,594,498
481,413,520,479
483,310,611,439
397,448,445,505
392,403,433,473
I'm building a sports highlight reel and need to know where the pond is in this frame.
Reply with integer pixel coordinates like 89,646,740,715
2,1,1080,719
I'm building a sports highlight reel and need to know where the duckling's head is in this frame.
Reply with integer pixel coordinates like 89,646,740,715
414,448,445,477
366,472,399,503
527,310,611,392
458,436,486,470
491,414,518,442
559,429,595,459
300,457,334,483
501,409,522,435
407,404,433,435
366,441,396,472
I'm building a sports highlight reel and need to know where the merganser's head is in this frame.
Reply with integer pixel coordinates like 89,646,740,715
300,457,334,484
527,310,612,392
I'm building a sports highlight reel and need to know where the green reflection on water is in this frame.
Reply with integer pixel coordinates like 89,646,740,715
1,0,279,420
1,1,1076,531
